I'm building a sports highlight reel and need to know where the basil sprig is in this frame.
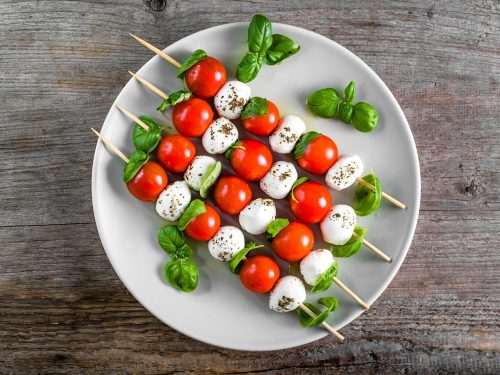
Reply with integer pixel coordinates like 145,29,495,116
176,49,208,78
199,161,221,198
240,97,268,119
157,90,192,112
293,131,321,159
296,297,339,327
229,242,264,273
123,150,149,183
236,14,300,83
353,172,382,216
132,116,162,154
265,218,289,240
158,225,192,259
331,226,367,258
177,199,206,231
306,81,378,133
311,261,339,293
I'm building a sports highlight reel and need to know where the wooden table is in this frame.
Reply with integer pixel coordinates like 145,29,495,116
1,1,498,373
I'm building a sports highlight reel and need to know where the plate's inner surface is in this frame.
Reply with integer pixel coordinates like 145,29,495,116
92,23,420,351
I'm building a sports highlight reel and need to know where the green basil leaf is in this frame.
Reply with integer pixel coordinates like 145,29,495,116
306,88,342,118
176,49,208,78
289,177,309,202
247,14,273,53
236,53,263,83
344,81,356,103
311,261,339,293
229,242,264,274
353,172,382,216
122,150,149,183
293,131,321,159
199,161,221,198
157,90,192,112
318,296,339,311
352,102,378,132
240,97,268,119
296,296,339,327
177,199,206,231
163,258,199,292
265,218,289,240
331,226,366,258
264,34,300,65
338,101,354,123
132,116,162,154
158,224,186,256
224,139,242,159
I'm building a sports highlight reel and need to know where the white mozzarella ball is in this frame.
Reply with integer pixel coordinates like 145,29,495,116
300,249,335,286
260,161,298,199
184,155,217,192
208,226,245,262
269,115,307,154
320,204,357,246
155,181,192,221
269,276,307,312
325,155,364,191
214,81,251,120
239,198,276,235
202,118,239,154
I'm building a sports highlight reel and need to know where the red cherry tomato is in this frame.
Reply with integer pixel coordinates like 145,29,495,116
297,134,338,174
242,99,280,136
157,134,196,173
213,175,252,215
272,222,314,262
230,139,273,181
185,203,221,241
240,255,280,293
126,161,168,202
172,97,213,138
185,57,227,99
290,181,332,224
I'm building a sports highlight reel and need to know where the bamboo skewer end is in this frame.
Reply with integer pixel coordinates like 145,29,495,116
298,303,344,342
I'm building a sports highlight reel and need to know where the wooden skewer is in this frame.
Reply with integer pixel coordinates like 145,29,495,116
299,303,344,342
129,71,170,100
115,104,149,131
129,33,181,68
91,128,129,163
356,177,406,210
332,277,369,310
352,231,392,262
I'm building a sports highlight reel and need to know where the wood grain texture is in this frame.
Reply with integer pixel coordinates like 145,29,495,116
0,0,499,373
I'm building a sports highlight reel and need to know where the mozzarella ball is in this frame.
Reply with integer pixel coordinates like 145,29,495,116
202,117,239,154
325,155,364,191
239,198,276,235
155,181,191,221
208,225,245,262
269,115,307,154
184,155,217,192
300,249,335,286
260,161,298,199
269,276,306,312
320,205,357,246
214,80,251,120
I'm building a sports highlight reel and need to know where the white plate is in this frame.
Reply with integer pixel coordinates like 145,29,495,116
92,22,420,351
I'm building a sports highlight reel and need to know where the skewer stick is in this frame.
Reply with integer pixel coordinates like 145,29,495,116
332,277,369,310
352,231,391,262
91,128,129,163
298,303,344,341
115,104,149,131
129,33,181,68
356,177,406,210
129,71,170,100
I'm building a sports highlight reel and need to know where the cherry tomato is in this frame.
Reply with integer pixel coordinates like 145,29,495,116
126,161,168,202
272,222,314,262
230,139,273,181
297,134,338,174
185,57,227,99
242,99,280,136
290,181,332,224
157,134,196,173
172,97,213,138
240,255,280,293
213,175,252,215
185,203,221,241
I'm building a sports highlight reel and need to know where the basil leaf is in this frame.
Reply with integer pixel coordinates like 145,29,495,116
338,101,354,123
163,258,198,292
352,102,378,133
132,116,162,154
264,34,300,65
265,218,289,240
177,199,206,231
224,139,242,159
157,225,192,260
236,53,263,83
157,90,192,112
289,177,309,202
240,97,268,119
344,81,356,103
247,14,273,53
229,242,264,274
311,261,339,293
296,297,339,327
331,226,366,258
122,150,149,183
176,49,208,78
199,161,221,198
353,172,382,216
293,131,321,159
306,88,342,118
318,296,339,311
